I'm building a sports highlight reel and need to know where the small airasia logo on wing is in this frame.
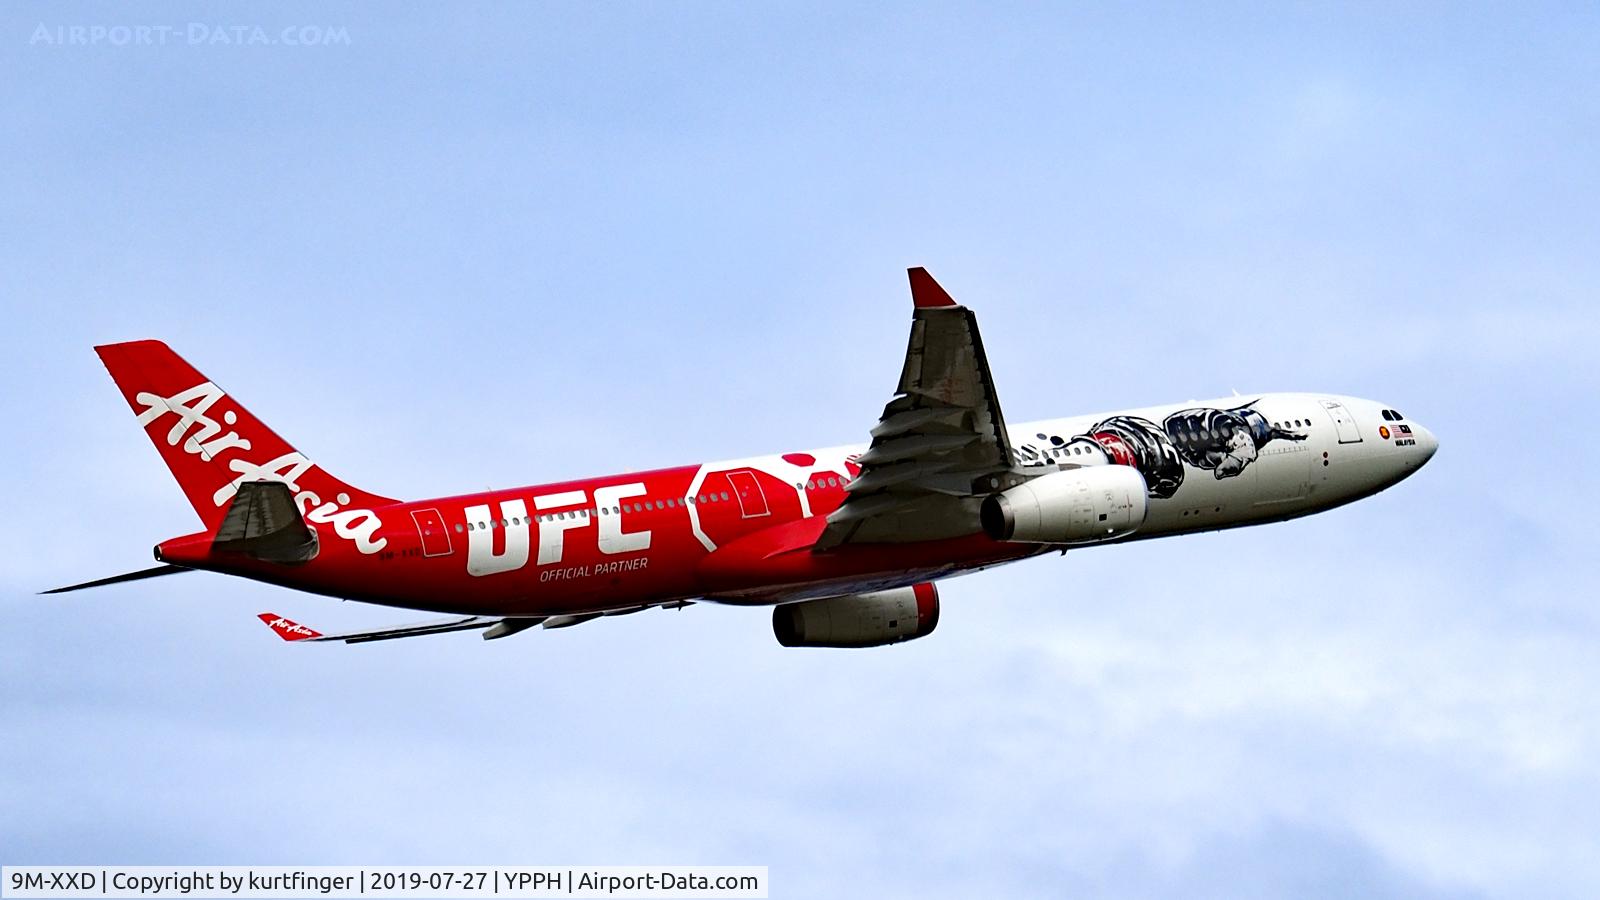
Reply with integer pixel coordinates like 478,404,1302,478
134,381,387,554
259,614,321,640
270,617,316,636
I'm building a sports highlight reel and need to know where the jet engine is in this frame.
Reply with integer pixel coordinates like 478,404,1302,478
773,584,939,648
980,466,1147,544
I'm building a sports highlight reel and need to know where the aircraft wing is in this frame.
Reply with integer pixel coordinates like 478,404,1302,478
258,601,693,644
816,268,1024,548
258,612,522,643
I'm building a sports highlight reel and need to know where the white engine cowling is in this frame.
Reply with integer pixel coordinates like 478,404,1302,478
981,466,1148,544
773,584,940,648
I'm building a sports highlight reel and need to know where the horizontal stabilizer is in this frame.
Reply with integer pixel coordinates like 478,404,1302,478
41,564,191,595
214,481,318,564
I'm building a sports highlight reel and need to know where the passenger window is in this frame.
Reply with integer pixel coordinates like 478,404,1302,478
720,491,730,501
456,524,464,533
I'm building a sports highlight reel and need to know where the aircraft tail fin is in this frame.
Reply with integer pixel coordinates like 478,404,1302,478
95,340,396,531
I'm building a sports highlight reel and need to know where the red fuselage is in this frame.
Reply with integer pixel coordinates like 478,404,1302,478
158,453,1040,616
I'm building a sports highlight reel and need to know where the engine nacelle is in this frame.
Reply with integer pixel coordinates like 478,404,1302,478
980,466,1148,544
773,584,940,649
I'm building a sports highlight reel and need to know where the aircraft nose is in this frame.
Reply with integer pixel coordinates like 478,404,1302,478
1414,424,1439,463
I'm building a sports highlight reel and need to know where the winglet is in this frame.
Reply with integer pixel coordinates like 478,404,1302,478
908,267,958,309
258,613,323,641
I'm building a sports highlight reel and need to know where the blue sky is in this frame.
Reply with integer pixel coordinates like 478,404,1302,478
3,4,1598,898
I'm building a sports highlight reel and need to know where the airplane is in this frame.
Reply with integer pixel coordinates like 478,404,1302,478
46,268,1438,647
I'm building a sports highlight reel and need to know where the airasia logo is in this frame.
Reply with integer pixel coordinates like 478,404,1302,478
133,381,387,554
266,617,317,637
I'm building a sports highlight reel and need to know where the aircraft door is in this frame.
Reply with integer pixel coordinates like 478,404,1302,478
1321,400,1363,444
411,508,454,557
726,469,771,518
